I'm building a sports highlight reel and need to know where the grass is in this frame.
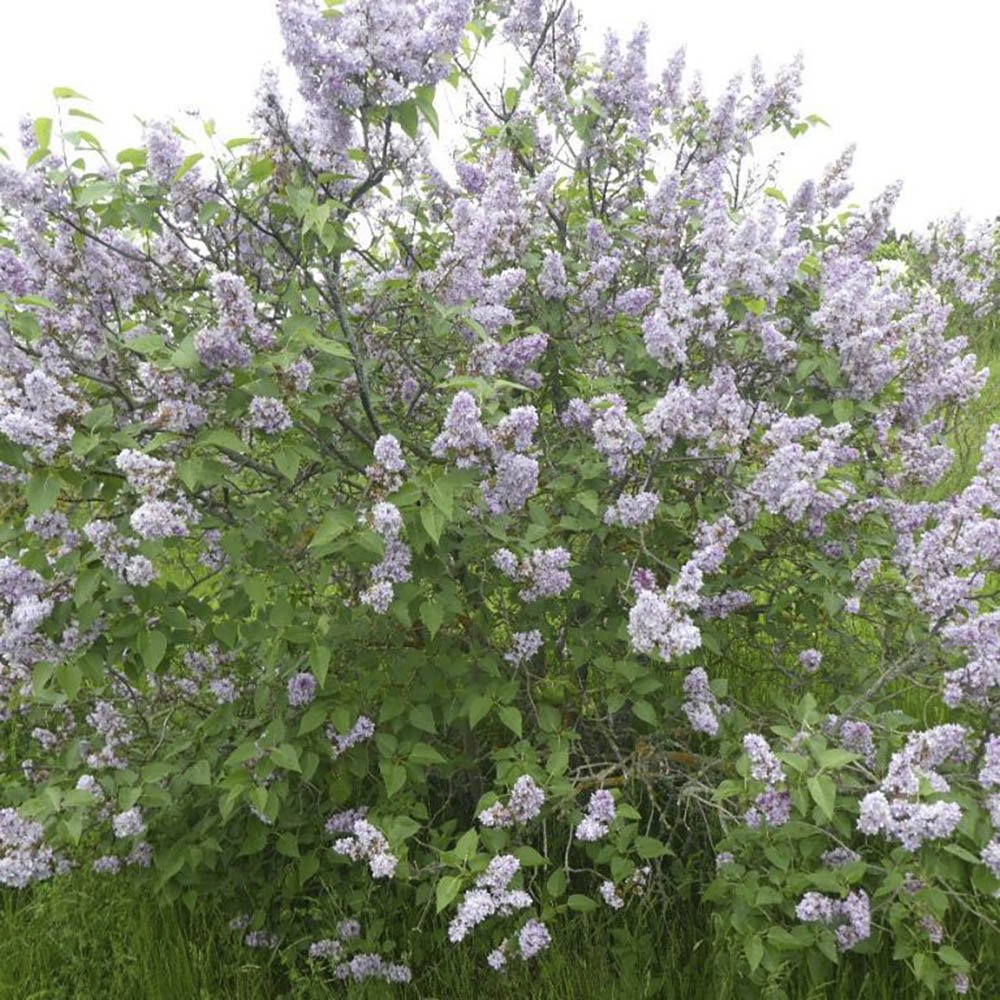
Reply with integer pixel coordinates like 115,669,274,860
1,870,978,1000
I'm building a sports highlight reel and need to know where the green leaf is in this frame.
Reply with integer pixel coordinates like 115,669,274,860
937,946,969,970
173,153,203,181
298,704,327,736
395,100,419,139
56,661,81,700
567,894,598,913
380,760,407,797
467,695,492,728
75,181,116,206
454,829,478,862
436,875,463,913
270,744,301,772
514,845,546,867
546,747,569,777
632,700,657,726
53,86,89,100
498,705,522,738
139,631,167,671
409,704,436,734
546,867,567,899
745,934,764,973
408,742,446,765
419,599,444,639
420,504,446,545
634,836,671,859
186,760,211,786
807,774,837,822
26,473,60,515
34,117,52,150
310,509,356,548
298,852,320,884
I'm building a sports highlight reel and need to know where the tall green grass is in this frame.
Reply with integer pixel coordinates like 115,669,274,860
3,870,982,999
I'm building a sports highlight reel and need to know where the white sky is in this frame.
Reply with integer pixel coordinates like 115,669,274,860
0,1,996,233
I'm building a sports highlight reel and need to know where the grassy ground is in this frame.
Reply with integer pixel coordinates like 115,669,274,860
1,870,976,1000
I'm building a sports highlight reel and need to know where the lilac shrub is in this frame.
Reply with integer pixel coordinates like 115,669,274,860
0,0,998,993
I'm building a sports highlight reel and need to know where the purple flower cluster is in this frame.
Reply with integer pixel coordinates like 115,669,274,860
308,938,343,960
798,648,823,673
603,491,660,528
448,854,533,943
362,497,411,613
857,793,963,851
328,715,375,758
0,808,57,889
493,547,571,602
115,449,175,497
587,394,644,478
287,671,317,708
599,865,651,910
478,774,546,827
681,667,727,736
332,818,397,880
795,889,870,951
325,807,368,835
333,953,412,984
517,919,551,959
432,391,491,468
575,789,616,842
742,734,790,829
247,396,292,434
111,807,146,839
503,630,543,667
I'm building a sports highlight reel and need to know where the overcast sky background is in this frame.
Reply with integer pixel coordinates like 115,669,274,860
0,1,995,233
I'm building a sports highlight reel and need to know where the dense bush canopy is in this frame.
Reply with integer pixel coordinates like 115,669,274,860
0,0,998,993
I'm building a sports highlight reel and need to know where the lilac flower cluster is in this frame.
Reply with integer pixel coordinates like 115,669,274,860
361,498,411,613
195,271,270,369
0,808,57,889
603,491,660,528
325,807,368,835
681,667,727,736
493,547,571,602
575,789,616,842
599,866,651,910
84,700,134,770
432,391,491,468
247,396,292,434
115,449,175,497
111,807,146,839
857,794,963,851
469,333,549,389
366,434,406,493
824,715,876,765
244,930,280,949
0,369,87,460
287,671,317,708
478,775,546,827
627,518,738,663
642,367,752,455
332,818,398,880
448,855,533,944
328,715,375,758
278,0,470,113
743,734,790,829
795,889,870,951
333,953,412,984
798,648,822,673
586,394,645,477
503,629,543,667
